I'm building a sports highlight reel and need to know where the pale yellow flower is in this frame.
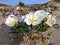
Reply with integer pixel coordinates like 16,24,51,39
46,15,56,27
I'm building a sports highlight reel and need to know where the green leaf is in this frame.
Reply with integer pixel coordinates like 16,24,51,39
53,24,59,27
9,31,18,34
48,32,53,38
48,27,55,30
16,22,29,33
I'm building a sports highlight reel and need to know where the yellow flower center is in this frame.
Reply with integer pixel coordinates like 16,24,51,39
38,14,44,19
39,14,43,17
47,19,52,24
29,17,36,24
10,19,17,25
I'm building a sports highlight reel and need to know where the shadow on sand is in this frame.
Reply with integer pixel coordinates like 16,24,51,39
0,23,23,45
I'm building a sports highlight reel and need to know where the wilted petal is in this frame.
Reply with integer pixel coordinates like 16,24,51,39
14,11,20,15
51,42,55,45
9,11,13,15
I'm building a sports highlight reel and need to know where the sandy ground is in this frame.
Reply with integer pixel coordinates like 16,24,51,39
0,4,60,45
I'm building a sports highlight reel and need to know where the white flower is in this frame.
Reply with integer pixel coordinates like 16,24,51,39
24,12,41,26
16,6,20,10
35,10,48,20
46,15,56,27
19,16,26,22
5,14,18,27
46,12,50,15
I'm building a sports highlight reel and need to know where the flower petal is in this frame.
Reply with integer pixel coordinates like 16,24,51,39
25,12,34,19
32,19,41,26
35,10,48,20
24,18,31,25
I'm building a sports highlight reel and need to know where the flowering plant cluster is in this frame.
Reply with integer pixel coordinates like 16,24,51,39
0,7,20,17
5,9,57,45
0,5,58,17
